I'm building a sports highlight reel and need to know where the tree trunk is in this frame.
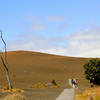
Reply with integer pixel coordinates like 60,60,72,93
0,30,12,90
0,54,12,90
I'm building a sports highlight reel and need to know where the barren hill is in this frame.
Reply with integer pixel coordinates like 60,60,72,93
0,51,90,88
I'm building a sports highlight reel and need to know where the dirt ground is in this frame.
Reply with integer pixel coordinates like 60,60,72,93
0,88,64,100
23,88,64,100
0,51,91,100
0,78,90,100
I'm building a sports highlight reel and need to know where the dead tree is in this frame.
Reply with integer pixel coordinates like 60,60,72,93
0,30,12,90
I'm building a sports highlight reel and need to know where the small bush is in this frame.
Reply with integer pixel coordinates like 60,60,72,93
83,59,100,85
4,94,26,100
2,85,9,90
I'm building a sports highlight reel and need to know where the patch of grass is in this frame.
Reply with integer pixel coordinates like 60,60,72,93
30,81,60,88
4,94,26,100
75,87,100,100
94,96,100,100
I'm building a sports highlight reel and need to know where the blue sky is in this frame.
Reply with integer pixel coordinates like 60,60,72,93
0,0,100,57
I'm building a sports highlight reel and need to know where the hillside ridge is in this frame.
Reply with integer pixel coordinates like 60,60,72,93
0,50,90,88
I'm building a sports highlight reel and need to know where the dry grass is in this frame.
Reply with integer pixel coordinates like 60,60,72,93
4,94,26,100
75,86,100,100
30,82,60,88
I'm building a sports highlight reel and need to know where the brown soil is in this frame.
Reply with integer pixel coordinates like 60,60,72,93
0,50,92,100
0,50,90,88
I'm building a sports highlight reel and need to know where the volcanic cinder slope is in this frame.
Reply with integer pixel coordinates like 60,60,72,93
0,51,90,88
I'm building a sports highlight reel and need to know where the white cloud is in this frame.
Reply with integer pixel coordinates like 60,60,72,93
29,24,46,31
40,48,69,56
7,33,58,52
24,15,47,31
46,16,67,22
7,26,100,58
64,26,100,57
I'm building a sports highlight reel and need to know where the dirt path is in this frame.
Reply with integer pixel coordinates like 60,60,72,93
56,88,74,100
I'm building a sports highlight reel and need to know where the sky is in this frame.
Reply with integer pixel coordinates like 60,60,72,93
0,0,100,57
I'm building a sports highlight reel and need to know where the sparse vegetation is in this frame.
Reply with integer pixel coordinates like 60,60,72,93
75,87,100,100
30,81,59,88
83,59,100,85
51,80,57,86
94,96,100,100
4,94,26,100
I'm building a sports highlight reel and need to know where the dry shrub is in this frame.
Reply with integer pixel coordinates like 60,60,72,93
94,96,100,100
11,88,24,93
75,87,100,100
2,85,9,90
30,81,60,88
4,94,26,100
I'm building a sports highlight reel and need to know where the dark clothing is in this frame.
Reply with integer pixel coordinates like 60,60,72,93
71,79,74,85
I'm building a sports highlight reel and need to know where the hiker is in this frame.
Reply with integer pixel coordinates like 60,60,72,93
71,79,73,85
73,79,76,88
75,79,78,88
71,79,75,88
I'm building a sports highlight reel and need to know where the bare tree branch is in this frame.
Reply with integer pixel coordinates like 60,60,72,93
0,30,12,90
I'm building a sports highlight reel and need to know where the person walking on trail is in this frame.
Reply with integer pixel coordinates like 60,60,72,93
71,79,73,85
73,79,76,88
75,79,78,88
71,79,75,88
